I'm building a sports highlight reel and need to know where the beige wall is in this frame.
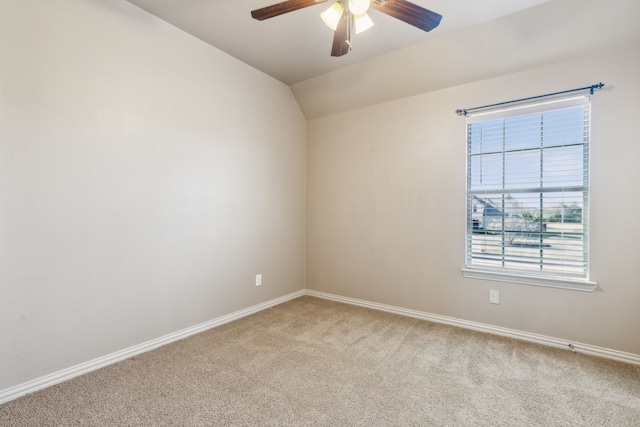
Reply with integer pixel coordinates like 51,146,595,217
307,44,640,355
0,0,306,391
1,0,638,399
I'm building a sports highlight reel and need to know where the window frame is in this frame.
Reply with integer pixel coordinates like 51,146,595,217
461,95,597,292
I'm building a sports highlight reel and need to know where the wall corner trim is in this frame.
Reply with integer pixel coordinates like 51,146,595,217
304,289,640,366
0,289,305,405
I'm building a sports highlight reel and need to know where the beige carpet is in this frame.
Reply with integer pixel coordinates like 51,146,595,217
1,296,639,426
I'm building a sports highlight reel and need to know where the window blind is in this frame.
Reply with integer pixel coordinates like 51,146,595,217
466,96,590,280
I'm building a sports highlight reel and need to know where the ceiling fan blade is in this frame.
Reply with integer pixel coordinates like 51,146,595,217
251,0,327,21
371,0,442,32
331,9,353,57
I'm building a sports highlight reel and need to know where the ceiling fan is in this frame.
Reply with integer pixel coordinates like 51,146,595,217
251,0,442,57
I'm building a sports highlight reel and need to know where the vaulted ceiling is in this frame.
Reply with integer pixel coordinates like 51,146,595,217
126,0,550,85
126,0,640,119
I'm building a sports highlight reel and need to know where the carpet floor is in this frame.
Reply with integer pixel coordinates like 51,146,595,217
1,295,639,426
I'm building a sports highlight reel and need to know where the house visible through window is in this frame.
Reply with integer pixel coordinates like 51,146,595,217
463,95,595,291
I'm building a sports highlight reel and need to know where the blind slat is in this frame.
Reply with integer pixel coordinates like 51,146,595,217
466,99,590,279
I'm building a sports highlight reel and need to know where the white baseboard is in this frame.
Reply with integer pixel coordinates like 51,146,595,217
3,288,638,405
0,290,305,405
304,289,640,366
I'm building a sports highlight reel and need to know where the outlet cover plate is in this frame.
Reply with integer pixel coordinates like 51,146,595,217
489,289,500,304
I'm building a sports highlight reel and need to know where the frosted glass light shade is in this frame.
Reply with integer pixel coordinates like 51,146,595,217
348,0,371,15
321,3,344,31
354,12,374,34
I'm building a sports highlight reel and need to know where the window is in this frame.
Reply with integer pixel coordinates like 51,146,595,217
462,96,596,291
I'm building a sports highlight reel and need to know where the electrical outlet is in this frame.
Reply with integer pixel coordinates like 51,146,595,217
489,289,500,304
255,274,262,287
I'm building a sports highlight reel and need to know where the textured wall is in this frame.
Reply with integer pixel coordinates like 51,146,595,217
306,45,640,355
0,0,306,391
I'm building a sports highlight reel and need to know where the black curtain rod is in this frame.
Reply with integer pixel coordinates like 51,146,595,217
455,82,605,117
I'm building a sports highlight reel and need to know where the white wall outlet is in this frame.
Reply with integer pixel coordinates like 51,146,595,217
255,274,262,287
489,289,500,304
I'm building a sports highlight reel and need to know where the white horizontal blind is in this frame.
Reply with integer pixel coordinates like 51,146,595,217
466,96,590,279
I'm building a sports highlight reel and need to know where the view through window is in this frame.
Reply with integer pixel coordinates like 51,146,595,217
465,96,590,282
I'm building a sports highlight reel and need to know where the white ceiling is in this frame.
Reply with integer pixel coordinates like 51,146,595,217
125,0,640,119
125,0,551,85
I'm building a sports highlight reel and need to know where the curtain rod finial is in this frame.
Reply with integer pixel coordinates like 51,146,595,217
591,82,605,94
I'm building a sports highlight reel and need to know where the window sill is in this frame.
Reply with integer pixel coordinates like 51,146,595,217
461,268,598,292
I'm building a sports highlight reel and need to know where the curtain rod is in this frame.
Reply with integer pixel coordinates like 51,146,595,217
455,82,605,117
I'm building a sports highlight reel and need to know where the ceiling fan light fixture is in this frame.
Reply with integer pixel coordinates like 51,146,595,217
321,3,344,31
354,12,374,34
348,0,371,15
251,0,441,58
